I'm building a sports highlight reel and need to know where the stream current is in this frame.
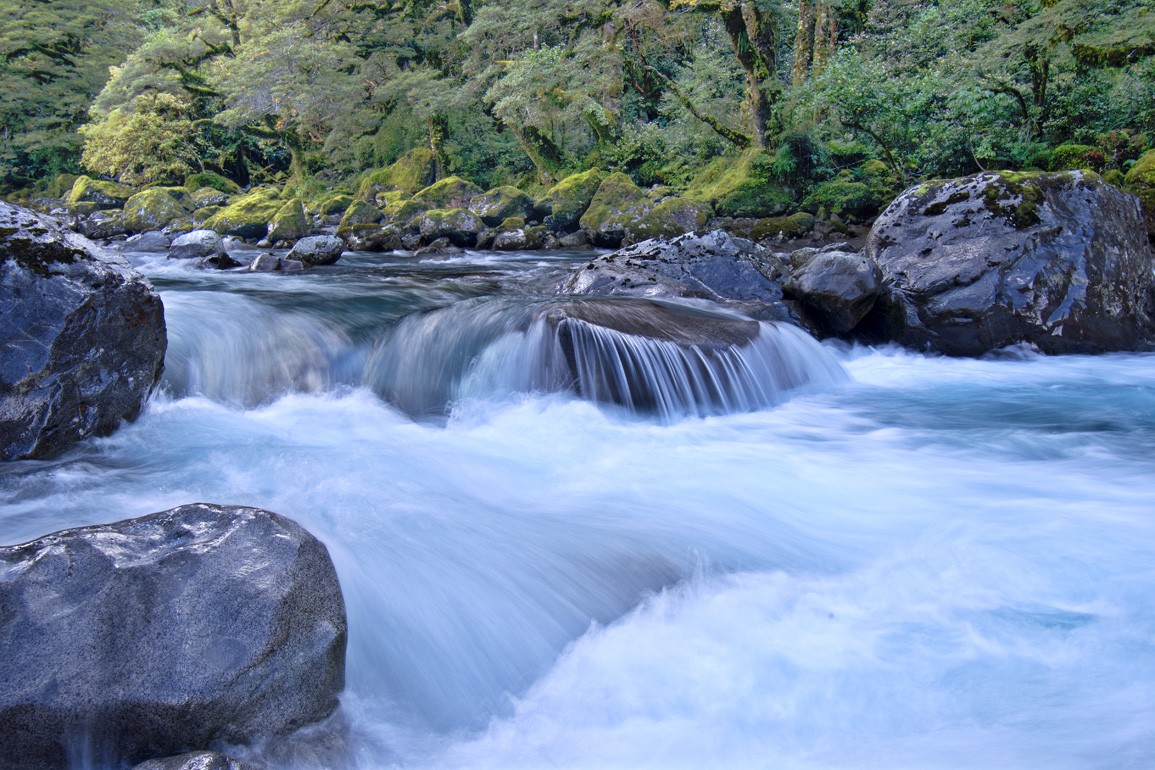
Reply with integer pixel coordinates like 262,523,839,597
2,247,1154,768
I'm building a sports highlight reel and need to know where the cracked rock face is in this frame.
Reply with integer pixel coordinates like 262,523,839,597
864,171,1155,355
0,201,167,460
0,503,347,769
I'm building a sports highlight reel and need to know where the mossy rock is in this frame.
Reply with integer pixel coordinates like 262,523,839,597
546,169,605,232
498,216,527,231
67,176,135,209
267,199,309,243
47,173,80,200
858,160,901,203
337,200,384,236
381,199,427,229
311,194,354,216
203,186,285,239
411,176,482,210
1050,143,1106,172
750,212,817,241
418,208,485,246
184,172,241,195
192,187,230,209
1123,149,1155,239
356,147,440,200
625,196,710,242
469,185,535,227
193,206,222,226
1103,169,1125,188
801,180,878,221
684,149,792,218
579,172,652,247
376,190,410,208
122,188,190,234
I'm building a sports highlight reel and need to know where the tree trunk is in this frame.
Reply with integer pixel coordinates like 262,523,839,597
811,3,837,73
721,1,779,149
511,124,564,185
792,0,815,86
427,113,449,177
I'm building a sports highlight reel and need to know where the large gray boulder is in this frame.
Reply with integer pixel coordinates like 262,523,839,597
865,171,1155,355
169,229,226,260
558,229,809,327
0,503,347,769
784,247,883,335
0,202,166,460
286,235,345,266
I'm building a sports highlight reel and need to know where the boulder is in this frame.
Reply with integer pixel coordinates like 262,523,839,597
343,224,403,252
579,172,652,248
204,188,284,240
124,231,171,252
413,237,462,258
192,187,230,209
249,254,304,272
123,189,190,234
356,147,440,200
170,230,226,261
133,751,256,770
546,169,605,232
1124,148,1155,241
337,199,383,237
67,176,135,210
266,199,309,244
411,176,482,210
684,149,792,218
625,196,711,243
184,172,241,195
558,229,808,326
287,235,345,266
469,186,535,227
493,225,547,251
79,210,128,240
784,248,883,335
864,170,1155,355
749,212,817,241
0,503,347,769
418,208,484,247
0,202,166,460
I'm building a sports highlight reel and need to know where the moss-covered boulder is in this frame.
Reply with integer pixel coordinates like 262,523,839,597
625,197,710,243
67,176,135,210
122,189,190,234
313,193,355,216
418,208,484,246
865,170,1155,355
579,172,652,247
267,199,309,243
1124,148,1155,240
184,172,241,195
411,176,482,210
1049,143,1106,172
203,187,284,239
546,169,605,232
749,212,816,241
337,199,383,235
801,176,878,221
469,186,535,226
492,225,547,251
381,199,428,230
684,150,792,218
356,147,440,201
78,210,128,240
193,206,222,226
192,187,230,209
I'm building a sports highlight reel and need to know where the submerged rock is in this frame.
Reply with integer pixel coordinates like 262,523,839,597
0,201,166,460
125,231,172,252
0,503,347,770
865,170,1155,355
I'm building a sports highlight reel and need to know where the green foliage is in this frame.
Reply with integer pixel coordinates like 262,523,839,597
185,171,240,194
685,150,793,218
1050,144,1106,172
80,92,198,185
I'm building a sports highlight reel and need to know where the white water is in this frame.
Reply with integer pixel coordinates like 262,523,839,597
2,250,1154,769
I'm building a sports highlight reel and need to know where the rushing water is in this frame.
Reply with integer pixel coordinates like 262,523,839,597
2,247,1155,769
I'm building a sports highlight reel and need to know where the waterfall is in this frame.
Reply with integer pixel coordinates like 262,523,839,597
366,298,847,418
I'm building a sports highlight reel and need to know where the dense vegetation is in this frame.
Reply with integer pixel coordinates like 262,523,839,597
3,0,1153,211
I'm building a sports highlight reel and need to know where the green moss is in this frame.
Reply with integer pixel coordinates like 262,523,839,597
1049,143,1106,172
122,188,189,233
749,212,816,241
67,176,135,209
267,199,309,242
498,216,527,231
411,176,482,210
203,186,285,239
356,147,440,200
381,199,427,228
627,196,710,241
419,208,484,245
184,171,241,194
801,180,877,221
580,173,648,228
684,149,792,218
312,194,355,216
193,206,221,225
1124,149,1155,191
378,190,410,207
1103,169,1125,187
981,177,1045,229
546,169,605,231
192,187,230,208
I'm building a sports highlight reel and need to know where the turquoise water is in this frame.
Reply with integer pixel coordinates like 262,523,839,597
2,248,1153,768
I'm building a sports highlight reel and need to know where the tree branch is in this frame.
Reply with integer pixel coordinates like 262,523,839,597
644,65,750,148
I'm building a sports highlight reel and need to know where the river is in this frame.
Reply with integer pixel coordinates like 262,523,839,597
2,247,1154,769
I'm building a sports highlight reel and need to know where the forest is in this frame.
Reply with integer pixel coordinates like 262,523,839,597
2,0,1154,217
